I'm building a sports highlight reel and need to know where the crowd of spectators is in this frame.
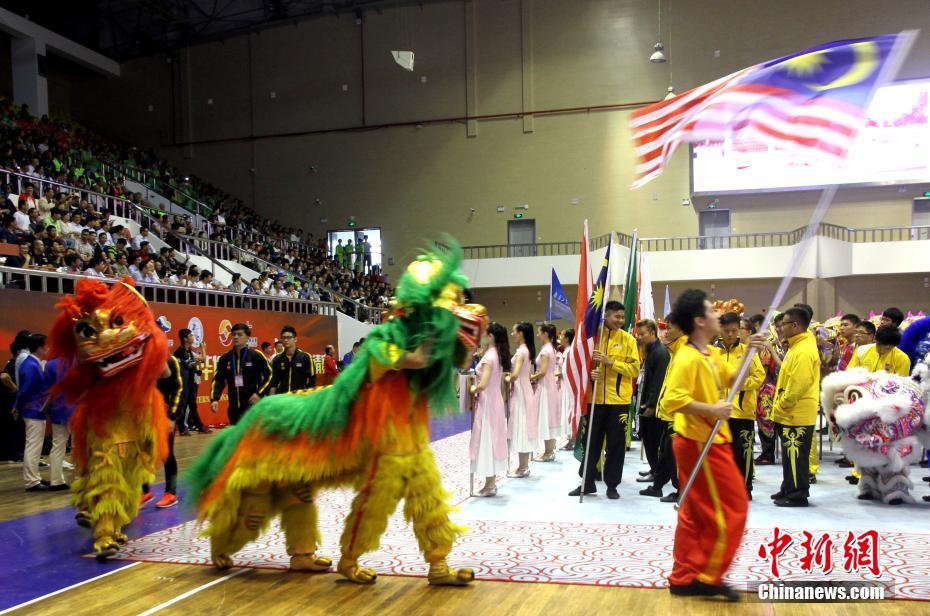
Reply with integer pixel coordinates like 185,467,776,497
0,97,392,319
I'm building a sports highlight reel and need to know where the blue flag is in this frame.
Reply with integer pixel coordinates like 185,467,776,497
663,285,671,318
582,241,612,340
547,269,574,322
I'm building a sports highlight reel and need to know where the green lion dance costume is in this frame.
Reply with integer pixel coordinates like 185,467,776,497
188,242,487,586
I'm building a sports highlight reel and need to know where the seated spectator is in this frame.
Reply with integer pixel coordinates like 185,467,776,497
132,224,151,251
4,241,30,268
76,229,95,262
112,252,130,278
228,272,245,294
193,270,214,289
141,260,160,284
83,257,109,278
59,253,83,275
128,254,144,282
29,239,50,268
0,214,21,244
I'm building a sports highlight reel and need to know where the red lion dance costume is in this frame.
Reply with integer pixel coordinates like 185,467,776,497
49,278,169,560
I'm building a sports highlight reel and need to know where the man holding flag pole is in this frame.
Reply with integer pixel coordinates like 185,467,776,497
629,31,916,599
568,234,640,501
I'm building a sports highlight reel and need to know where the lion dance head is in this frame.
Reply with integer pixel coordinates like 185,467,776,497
49,277,168,402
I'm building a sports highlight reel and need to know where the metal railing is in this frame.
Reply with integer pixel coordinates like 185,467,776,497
101,160,214,218
462,223,930,258
0,266,339,316
176,234,383,324
638,228,806,252
0,168,167,231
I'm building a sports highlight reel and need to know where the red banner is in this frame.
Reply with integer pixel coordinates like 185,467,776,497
0,290,337,426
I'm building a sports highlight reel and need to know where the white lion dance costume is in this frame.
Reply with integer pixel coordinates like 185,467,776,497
821,316,930,505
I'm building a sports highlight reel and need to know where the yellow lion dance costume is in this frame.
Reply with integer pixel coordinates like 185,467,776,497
49,278,169,560
187,242,487,586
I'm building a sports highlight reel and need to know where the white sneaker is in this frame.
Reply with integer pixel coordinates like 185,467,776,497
63,460,75,470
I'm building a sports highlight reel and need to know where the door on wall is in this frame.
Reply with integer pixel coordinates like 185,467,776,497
913,198,930,240
698,209,731,249
508,219,536,257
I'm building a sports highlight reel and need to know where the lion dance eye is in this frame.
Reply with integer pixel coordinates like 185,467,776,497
75,322,96,339
112,315,124,328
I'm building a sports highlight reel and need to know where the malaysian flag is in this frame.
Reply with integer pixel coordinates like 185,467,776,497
564,221,594,429
631,34,913,187
566,228,612,423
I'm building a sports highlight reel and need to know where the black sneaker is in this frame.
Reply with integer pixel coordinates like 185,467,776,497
639,486,663,498
568,486,596,497
770,491,785,500
606,487,620,500
638,470,651,477
774,497,809,507
48,483,70,492
857,493,874,500
25,484,49,492
809,476,817,485
669,580,740,602
660,492,679,503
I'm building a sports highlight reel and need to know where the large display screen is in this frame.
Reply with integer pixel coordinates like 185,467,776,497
691,79,930,194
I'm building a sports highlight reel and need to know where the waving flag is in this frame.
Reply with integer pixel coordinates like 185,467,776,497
631,34,914,188
621,231,639,332
565,222,594,427
547,268,574,321
663,285,671,318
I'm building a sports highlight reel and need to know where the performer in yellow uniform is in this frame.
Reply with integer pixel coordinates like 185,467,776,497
717,312,765,498
663,290,746,601
569,301,640,499
848,325,911,376
771,307,820,507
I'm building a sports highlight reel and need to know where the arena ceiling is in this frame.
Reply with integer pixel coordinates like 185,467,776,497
0,0,451,61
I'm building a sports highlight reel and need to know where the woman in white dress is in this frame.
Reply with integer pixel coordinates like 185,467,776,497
532,323,561,461
469,323,511,496
557,328,576,450
505,322,538,477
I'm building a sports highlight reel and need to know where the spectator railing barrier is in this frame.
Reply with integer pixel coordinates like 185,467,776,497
101,161,214,219
1,168,379,319
176,234,383,324
1,168,165,230
0,265,338,316
462,224,930,258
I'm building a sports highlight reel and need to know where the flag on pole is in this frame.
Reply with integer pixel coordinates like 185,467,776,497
564,222,594,424
546,268,574,321
663,285,671,318
639,252,655,321
630,34,912,188
622,231,639,333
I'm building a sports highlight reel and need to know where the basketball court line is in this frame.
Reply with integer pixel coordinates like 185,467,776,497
135,568,249,615
0,562,142,615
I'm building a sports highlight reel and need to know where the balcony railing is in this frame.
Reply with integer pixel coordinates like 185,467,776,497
0,266,339,316
462,224,930,258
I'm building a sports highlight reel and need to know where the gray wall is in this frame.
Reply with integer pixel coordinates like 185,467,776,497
59,0,930,277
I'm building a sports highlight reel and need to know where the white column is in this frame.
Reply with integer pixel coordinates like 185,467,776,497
10,36,48,117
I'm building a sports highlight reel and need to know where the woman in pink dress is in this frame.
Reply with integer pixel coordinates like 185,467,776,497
532,323,561,461
469,323,511,496
557,328,576,450
505,322,538,477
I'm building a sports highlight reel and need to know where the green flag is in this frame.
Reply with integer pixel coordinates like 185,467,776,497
622,231,639,333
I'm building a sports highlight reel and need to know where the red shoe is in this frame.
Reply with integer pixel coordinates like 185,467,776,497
140,491,154,506
155,493,178,508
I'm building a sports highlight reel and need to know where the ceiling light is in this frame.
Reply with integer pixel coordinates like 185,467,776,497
650,43,667,63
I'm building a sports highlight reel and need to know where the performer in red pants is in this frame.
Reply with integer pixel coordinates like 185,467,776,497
662,289,749,601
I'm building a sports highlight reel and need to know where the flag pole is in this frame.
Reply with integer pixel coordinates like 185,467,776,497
676,29,918,512
579,232,614,504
